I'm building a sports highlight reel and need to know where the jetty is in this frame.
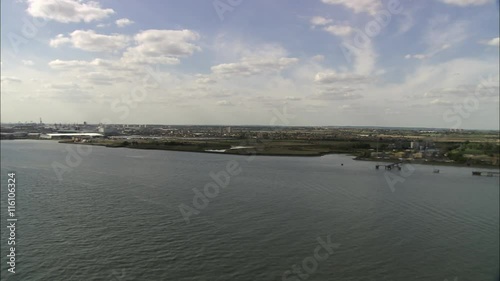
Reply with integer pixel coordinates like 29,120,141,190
376,162,402,170
472,171,500,177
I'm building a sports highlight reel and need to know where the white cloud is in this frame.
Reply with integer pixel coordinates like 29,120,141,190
324,25,353,37
211,57,298,77
50,30,130,52
122,29,201,65
43,82,83,90
386,58,499,117
430,98,453,106
48,58,133,73
481,37,500,47
1,76,22,83
426,83,499,99
313,70,370,101
321,0,382,15
426,16,468,51
319,22,376,74
78,72,129,85
438,0,493,6
209,43,299,77
49,34,72,47
116,18,134,27
338,104,362,111
22,60,34,66
406,44,451,60
406,16,468,60
311,55,325,62
315,71,371,84
26,0,114,23
313,87,364,100
211,39,293,64
384,108,401,115
1,1,497,129
195,75,217,84
48,59,93,69
342,40,378,75
310,16,332,26
216,100,233,106
47,53,172,105
405,53,430,60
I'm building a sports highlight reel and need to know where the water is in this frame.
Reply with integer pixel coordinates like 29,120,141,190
1,140,498,281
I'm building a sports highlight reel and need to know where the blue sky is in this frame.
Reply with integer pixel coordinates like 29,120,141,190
1,0,499,129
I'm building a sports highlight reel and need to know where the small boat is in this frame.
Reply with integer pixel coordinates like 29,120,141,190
433,169,440,173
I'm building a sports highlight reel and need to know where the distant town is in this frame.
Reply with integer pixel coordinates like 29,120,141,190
1,120,499,167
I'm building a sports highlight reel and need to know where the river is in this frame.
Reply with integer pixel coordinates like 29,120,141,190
1,140,498,280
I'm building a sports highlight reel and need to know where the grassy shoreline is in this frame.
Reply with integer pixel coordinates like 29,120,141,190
57,139,500,169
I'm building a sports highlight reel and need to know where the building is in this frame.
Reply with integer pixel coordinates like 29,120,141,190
98,125,117,135
410,141,419,150
40,133,104,139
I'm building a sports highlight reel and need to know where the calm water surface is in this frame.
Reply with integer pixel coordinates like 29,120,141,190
1,140,499,281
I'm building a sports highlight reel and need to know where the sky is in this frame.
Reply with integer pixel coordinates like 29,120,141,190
1,0,499,129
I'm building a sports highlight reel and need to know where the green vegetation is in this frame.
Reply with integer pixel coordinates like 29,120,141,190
59,129,499,168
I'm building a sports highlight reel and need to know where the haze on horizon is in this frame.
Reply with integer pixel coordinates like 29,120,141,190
1,0,499,130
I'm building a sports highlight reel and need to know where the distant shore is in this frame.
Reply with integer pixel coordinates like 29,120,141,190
353,156,500,169
53,138,500,169
2,138,499,169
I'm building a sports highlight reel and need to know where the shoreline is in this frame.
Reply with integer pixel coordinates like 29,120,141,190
65,140,500,169
353,156,500,170
67,141,349,158
2,139,498,169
